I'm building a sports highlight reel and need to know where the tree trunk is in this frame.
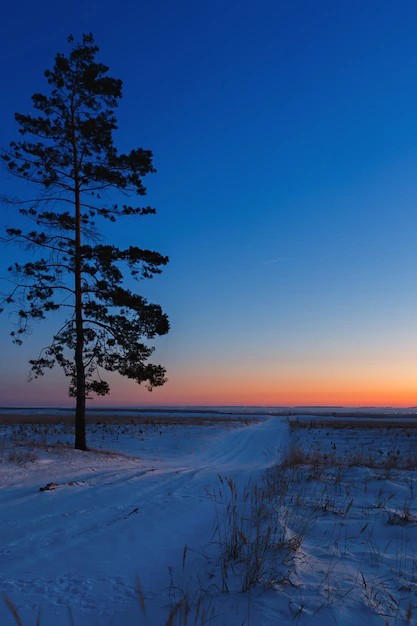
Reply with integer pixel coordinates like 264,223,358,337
74,373,86,449
74,284,86,450
74,182,87,450
74,181,87,450
72,102,87,451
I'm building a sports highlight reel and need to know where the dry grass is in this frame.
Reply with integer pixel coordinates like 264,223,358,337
282,441,417,470
208,420,417,624
210,471,313,593
289,418,417,431
0,412,259,427
6,449,38,465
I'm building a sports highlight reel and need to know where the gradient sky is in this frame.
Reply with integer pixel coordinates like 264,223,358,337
2,1,417,407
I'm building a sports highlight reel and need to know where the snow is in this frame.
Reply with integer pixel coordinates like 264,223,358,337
1,414,417,625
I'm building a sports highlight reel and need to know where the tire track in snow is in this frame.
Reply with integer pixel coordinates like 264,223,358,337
0,417,290,625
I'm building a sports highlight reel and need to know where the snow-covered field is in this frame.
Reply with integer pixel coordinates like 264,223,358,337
1,413,417,625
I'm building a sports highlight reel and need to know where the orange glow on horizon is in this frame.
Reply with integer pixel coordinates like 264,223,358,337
4,357,417,409
104,365,417,408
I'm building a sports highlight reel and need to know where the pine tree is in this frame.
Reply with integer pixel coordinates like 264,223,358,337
0,34,169,450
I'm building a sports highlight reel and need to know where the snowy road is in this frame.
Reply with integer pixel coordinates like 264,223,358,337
0,416,289,625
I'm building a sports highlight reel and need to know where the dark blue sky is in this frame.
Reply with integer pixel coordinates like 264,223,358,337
2,1,417,406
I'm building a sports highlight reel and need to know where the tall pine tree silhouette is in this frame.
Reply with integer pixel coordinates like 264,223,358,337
1,34,169,450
